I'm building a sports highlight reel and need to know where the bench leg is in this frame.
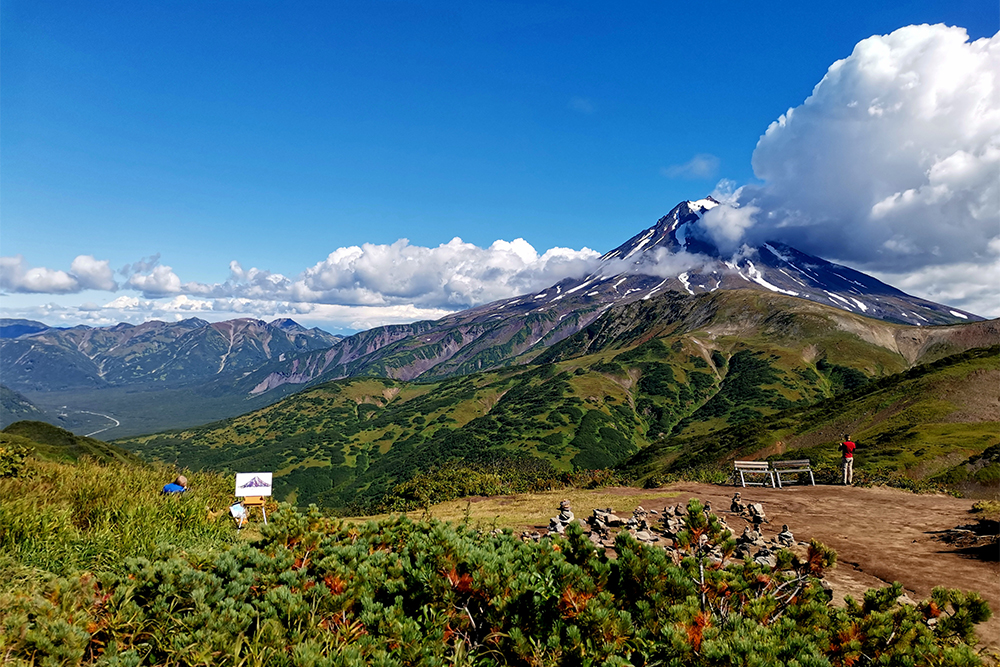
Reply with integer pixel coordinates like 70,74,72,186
774,472,781,489
809,470,815,486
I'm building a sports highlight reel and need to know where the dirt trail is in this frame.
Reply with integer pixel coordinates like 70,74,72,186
559,483,1000,651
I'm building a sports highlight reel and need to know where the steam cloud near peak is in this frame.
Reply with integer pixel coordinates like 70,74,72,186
705,25,999,271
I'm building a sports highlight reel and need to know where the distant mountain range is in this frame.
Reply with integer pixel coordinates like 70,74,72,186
0,317,341,392
115,290,999,510
1,199,991,439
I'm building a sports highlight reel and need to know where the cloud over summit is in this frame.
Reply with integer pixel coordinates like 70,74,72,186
736,24,999,272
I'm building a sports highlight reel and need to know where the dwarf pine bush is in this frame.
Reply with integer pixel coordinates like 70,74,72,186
2,495,991,666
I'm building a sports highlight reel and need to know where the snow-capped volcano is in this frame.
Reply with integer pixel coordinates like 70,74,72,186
552,198,980,326
602,197,722,261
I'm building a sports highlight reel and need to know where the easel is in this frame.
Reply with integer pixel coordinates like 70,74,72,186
232,472,273,529
231,496,268,528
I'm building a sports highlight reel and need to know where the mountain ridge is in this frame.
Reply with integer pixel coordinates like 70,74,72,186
2,200,989,438
0,316,342,392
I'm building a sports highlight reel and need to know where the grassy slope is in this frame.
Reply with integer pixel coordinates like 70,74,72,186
0,457,241,598
2,420,144,466
622,346,1000,491
114,292,998,512
0,385,51,429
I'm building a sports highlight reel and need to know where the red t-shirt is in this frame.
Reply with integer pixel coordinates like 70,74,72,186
840,441,856,459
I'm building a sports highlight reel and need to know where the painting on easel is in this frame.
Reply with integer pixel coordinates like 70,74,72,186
231,472,273,527
235,472,273,496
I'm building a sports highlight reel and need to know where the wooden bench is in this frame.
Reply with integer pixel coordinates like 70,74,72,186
733,461,775,488
771,459,816,488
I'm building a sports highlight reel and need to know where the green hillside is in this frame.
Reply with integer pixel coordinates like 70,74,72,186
623,346,1000,495
2,420,144,466
0,385,51,429
114,292,1000,512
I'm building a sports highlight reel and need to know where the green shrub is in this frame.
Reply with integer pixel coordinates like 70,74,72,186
1,501,990,666
374,456,629,513
0,435,30,478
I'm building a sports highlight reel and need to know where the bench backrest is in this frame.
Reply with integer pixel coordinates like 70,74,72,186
771,459,811,469
734,461,771,471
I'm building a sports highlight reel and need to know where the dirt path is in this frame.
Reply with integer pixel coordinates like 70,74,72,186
588,483,999,651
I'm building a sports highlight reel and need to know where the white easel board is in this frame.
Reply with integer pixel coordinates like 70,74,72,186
234,472,273,497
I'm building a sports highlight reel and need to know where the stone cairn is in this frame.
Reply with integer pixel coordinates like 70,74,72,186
526,495,803,569
548,499,577,534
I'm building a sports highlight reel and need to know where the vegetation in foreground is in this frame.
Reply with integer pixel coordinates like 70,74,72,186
1,452,993,666
0,449,238,586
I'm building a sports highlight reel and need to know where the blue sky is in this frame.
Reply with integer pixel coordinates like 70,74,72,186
2,1,998,331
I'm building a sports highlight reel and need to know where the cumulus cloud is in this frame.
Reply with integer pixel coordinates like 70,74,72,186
292,237,600,308
701,204,760,255
118,253,161,277
662,153,721,179
0,254,119,294
126,265,184,296
600,248,714,279
732,24,999,279
70,255,117,291
870,254,1000,318
0,238,601,329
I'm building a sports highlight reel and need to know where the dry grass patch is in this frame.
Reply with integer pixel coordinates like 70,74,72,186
356,487,679,531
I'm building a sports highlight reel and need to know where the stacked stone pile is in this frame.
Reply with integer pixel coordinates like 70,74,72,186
548,499,583,535
529,496,806,570
587,507,626,548
626,506,660,544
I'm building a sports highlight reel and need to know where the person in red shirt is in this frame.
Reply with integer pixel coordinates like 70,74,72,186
839,436,856,485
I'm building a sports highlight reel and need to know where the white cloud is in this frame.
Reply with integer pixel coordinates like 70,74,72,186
871,256,1000,318
292,237,600,308
21,267,78,293
662,153,721,179
70,255,117,291
599,248,714,279
735,24,1000,276
1,254,120,294
0,238,601,330
700,204,760,255
126,265,184,296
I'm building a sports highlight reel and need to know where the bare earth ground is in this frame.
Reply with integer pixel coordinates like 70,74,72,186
582,483,1000,653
